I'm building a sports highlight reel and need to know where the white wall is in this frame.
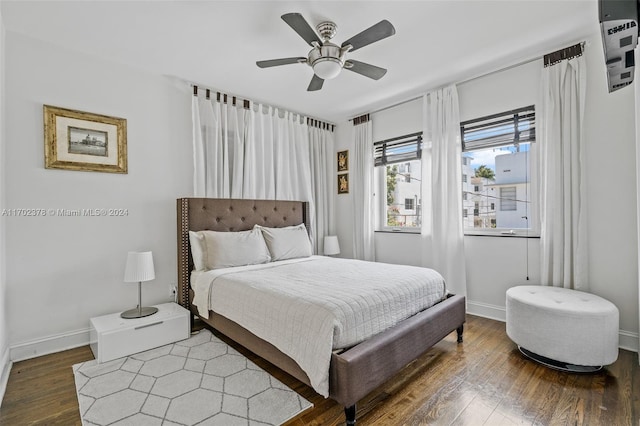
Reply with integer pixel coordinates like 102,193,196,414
0,5,10,401
636,47,640,362
335,120,354,260
582,35,639,350
4,32,192,360
335,35,639,351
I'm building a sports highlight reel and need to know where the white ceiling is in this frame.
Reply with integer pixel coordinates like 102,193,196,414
1,0,599,123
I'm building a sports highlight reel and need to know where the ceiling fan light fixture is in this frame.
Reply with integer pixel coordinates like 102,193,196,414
312,57,343,80
259,13,396,90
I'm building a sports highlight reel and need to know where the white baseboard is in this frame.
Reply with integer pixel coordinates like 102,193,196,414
466,299,639,353
0,346,11,405
618,330,640,353
10,328,89,362
466,300,506,322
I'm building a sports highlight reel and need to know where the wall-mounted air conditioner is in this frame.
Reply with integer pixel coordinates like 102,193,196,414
600,0,638,92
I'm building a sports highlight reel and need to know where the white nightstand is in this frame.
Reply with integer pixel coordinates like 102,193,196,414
90,302,190,363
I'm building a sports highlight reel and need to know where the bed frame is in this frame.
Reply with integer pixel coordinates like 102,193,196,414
177,198,466,425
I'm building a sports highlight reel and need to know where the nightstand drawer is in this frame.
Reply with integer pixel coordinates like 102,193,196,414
90,303,190,363
100,315,185,361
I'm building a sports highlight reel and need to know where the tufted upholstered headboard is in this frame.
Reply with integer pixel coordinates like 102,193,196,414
176,198,310,311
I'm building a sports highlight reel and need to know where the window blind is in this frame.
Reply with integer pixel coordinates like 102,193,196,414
374,132,422,166
461,106,535,151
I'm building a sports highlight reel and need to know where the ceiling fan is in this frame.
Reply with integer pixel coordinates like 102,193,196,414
257,13,396,91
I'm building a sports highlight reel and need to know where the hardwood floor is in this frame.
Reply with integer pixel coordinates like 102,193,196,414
1,315,638,425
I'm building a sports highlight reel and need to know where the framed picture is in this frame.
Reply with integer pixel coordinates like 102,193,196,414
44,105,127,173
338,173,349,194
337,150,348,172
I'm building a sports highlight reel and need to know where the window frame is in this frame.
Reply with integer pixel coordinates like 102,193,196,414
374,132,424,233
461,106,539,237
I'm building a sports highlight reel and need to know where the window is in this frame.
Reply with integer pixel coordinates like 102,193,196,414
463,174,467,183
405,198,415,210
375,132,422,230
460,106,536,235
500,187,517,211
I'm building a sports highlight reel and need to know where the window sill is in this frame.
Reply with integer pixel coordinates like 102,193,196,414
464,230,540,238
375,229,421,234
374,229,540,238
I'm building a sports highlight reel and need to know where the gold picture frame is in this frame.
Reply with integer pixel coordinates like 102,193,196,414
337,150,348,172
338,173,349,194
44,105,127,174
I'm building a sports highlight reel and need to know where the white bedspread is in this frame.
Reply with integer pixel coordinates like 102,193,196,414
192,256,446,397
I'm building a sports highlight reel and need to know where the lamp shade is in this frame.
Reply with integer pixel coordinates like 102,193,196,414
312,58,343,80
123,251,155,283
324,236,340,256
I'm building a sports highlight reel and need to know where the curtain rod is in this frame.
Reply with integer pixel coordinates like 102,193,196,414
349,40,587,121
191,83,336,132
543,42,583,67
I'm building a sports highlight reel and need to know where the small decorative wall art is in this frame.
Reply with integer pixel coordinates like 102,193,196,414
43,105,128,173
338,173,349,194
337,150,348,172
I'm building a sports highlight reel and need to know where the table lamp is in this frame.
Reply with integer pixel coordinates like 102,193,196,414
121,251,158,319
324,235,340,256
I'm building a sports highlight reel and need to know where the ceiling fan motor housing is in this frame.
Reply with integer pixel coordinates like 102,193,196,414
316,21,338,40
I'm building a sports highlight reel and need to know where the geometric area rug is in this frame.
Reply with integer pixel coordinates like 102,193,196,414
73,329,313,425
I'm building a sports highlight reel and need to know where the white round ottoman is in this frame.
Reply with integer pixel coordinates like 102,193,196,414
506,285,619,372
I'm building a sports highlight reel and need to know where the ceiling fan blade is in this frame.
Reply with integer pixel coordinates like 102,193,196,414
282,13,322,46
341,20,395,52
307,74,324,91
345,60,387,80
256,57,306,68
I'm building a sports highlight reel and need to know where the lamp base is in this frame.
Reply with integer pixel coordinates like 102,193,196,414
120,306,158,319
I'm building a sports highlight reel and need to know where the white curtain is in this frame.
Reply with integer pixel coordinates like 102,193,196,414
539,55,587,290
309,126,335,254
192,91,334,252
352,120,375,261
421,85,467,296
191,95,252,198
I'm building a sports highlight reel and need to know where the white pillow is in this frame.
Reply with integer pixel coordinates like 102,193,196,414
188,231,207,271
257,224,313,261
201,228,271,270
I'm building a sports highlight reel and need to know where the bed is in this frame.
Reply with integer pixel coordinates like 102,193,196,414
177,197,466,425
